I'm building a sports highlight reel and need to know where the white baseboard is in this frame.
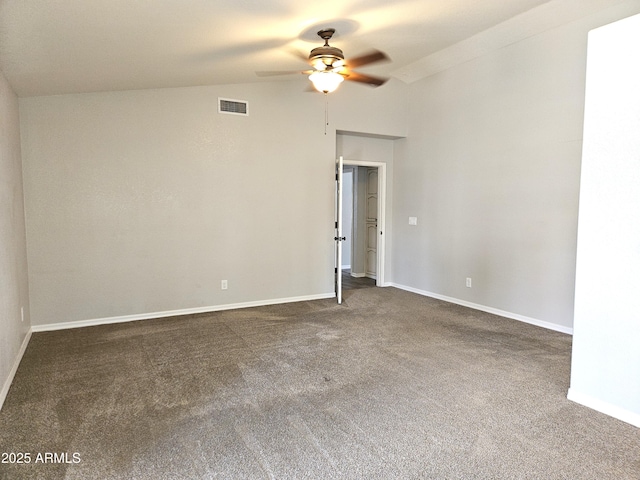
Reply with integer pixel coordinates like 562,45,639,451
390,283,573,335
568,388,640,428
31,292,336,332
350,272,366,278
0,329,32,411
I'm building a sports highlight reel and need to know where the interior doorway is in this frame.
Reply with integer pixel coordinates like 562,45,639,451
341,160,387,290
340,167,375,291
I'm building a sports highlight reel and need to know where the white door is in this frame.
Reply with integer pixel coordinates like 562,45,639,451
335,156,344,304
365,167,378,279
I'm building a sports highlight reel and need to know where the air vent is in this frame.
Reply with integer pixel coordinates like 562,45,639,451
218,98,249,116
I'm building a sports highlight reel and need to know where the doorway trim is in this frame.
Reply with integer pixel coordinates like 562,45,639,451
342,160,387,287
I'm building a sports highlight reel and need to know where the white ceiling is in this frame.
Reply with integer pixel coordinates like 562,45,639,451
0,0,626,97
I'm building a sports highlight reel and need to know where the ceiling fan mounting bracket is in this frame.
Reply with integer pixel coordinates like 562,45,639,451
317,28,336,45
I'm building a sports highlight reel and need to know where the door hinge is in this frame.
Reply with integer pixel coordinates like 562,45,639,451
335,221,338,228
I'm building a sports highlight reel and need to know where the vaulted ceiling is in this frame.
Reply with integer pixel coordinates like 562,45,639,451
0,0,624,97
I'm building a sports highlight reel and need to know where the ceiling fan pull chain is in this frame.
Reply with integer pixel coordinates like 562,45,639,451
324,92,329,135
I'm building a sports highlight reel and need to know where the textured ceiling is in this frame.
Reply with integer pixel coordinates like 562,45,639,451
0,0,625,97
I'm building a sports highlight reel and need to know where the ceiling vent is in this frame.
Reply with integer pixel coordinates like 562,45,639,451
218,98,249,116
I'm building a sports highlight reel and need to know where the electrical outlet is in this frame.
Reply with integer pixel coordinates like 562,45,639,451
409,216,418,225
466,278,472,288
221,280,228,290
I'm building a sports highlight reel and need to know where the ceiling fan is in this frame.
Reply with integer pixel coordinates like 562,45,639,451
258,28,389,94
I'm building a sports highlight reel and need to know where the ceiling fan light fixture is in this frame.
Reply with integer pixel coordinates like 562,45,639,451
309,70,344,93
312,59,328,71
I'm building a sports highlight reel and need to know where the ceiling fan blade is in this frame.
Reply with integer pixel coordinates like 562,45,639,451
286,47,311,63
344,71,388,87
346,50,389,69
255,70,312,77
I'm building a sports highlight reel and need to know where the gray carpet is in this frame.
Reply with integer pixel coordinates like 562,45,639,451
1,287,638,479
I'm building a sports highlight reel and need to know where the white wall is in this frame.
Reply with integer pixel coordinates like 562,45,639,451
20,79,407,327
0,69,30,408
392,2,640,331
569,13,640,427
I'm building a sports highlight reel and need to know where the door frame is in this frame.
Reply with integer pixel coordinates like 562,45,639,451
342,160,387,287
335,156,344,304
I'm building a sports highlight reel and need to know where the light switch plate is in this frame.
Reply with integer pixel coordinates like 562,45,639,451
409,217,418,225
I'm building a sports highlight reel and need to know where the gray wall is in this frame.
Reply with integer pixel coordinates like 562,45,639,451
392,2,640,331
0,69,30,405
20,79,407,327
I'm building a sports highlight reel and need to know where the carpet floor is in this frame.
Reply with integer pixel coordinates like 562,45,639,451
1,287,638,479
